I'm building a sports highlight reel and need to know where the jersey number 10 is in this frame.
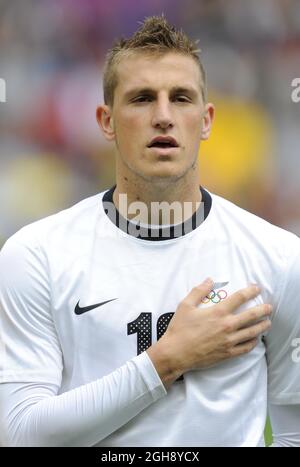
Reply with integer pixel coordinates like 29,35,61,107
127,312,184,381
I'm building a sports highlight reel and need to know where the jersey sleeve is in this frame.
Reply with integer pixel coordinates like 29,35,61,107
266,249,300,405
268,404,300,447
0,234,167,446
0,352,166,447
0,235,63,386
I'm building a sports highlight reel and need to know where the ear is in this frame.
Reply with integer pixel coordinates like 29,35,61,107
96,104,115,142
200,103,215,141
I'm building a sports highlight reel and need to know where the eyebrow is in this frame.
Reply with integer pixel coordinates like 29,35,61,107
124,86,199,100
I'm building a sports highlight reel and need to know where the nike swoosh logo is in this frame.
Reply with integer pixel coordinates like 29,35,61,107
213,281,229,289
75,298,118,315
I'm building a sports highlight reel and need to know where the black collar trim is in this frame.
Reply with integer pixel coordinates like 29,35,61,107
102,186,212,241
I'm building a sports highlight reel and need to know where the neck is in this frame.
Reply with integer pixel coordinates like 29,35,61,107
113,166,202,226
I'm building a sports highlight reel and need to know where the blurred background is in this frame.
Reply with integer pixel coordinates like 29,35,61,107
1,0,300,247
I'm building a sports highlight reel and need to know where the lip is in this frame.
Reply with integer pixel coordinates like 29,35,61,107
147,146,180,156
147,136,179,148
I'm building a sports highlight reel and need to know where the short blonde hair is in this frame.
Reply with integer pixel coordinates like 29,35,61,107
103,15,207,106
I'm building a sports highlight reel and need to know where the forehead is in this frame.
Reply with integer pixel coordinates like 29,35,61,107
114,52,202,98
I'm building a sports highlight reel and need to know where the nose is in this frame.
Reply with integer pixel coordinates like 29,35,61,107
151,97,174,130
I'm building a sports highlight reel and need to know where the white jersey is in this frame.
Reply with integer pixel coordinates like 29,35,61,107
1,186,300,447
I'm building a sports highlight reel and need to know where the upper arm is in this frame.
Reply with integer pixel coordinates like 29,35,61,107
265,250,300,405
0,236,62,386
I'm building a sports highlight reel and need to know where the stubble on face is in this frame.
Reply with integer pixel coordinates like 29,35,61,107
108,52,212,202
95,48,215,226
114,131,199,188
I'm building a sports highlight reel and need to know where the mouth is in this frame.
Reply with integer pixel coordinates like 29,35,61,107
147,136,179,154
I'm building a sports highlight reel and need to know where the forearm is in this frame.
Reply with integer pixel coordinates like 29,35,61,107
0,352,166,447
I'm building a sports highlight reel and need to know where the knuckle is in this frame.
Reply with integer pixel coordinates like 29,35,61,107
247,327,257,339
238,290,248,302
221,319,234,334
224,335,233,349
243,309,257,323
249,310,258,320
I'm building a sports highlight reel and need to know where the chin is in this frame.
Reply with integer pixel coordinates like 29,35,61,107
139,169,189,184
127,159,194,184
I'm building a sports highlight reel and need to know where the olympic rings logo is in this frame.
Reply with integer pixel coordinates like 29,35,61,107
202,289,228,304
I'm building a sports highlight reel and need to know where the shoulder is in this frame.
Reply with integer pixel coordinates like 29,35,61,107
2,191,107,254
210,191,300,261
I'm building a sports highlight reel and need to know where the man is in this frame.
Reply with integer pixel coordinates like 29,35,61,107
0,16,299,447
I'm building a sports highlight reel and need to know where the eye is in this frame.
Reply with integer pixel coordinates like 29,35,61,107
174,95,191,103
132,95,153,103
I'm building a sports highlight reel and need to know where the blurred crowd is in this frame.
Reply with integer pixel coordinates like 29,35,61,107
1,0,300,245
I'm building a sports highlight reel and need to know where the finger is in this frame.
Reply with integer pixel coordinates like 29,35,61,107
218,285,260,315
229,338,258,357
184,278,214,307
230,319,271,346
233,303,272,330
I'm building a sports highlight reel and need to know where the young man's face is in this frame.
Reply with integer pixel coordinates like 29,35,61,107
98,52,214,183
